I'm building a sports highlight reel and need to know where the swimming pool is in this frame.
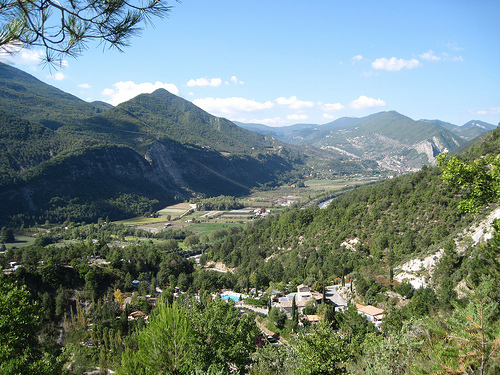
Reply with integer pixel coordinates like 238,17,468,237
221,294,240,302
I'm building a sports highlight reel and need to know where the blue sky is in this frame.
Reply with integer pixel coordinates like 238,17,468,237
1,0,499,127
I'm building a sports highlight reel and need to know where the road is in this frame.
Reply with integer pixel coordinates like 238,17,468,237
324,284,349,309
236,301,269,315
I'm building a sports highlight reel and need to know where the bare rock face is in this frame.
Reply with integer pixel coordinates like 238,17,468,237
414,136,451,165
145,141,188,188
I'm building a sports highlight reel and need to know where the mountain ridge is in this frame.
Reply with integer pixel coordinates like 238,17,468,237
237,111,496,173
0,62,109,129
0,64,303,225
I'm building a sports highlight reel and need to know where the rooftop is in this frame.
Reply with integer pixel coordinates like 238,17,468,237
356,304,384,317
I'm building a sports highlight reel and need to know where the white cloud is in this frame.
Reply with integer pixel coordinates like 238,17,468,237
102,81,179,105
234,117,285,126
186,77,222,87
470,108,500,116
323,113,339,120
349,95,386,109
287,114,308,121
48,72,65,81
230,76,244,85
420,50,441,62
352,55,363,64
255,117,286,126
0,46,68,68
275,96,315,110
440,52,464,62
371,57,421,71
78,83,92,89
19,49,44,64
323,102,345,112
193,97,274,115
0,46,42,66
446,42,463,52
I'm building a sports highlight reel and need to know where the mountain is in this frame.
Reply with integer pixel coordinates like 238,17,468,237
0,62,109,129
457,120,497,139
421,118,496,141
76,89,284,155
233,121,318,141
0,64,303,225
238,112,493,173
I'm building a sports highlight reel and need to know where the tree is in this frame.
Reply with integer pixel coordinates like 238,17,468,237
269,306,287,330
0,275,65,374
361,320,425,375
84,269,98,300
291,295,298,327
0,227,15,243
118,299,195,374
0,0,177,65
294,321,353,375
394,280,414,299
323,304,337,329
438,277,457,309
184,235,199,247
336,302,376,350
422,278,500,375
251,343,297,375
302,299,317,316
435,239,459,280
55,285,72,317
114,288,124,307
162,238,179,251
438,153,500,213
191,298,259,374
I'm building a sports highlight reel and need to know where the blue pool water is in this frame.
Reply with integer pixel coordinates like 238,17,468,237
221,294,240,302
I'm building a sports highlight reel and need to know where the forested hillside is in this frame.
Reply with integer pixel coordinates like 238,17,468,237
0,110,67,184
0,62,108,129
203,164,469,287
202,127,500,287
74,89,281,154
0,65,305,226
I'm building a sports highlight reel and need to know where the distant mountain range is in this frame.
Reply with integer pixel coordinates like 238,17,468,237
0,61,496,225
236,113,496,173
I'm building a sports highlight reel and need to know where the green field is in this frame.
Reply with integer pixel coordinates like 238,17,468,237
305,179,351,190
187,222,244,234
109,179,382,240
114,216,169,226
3,235,37,249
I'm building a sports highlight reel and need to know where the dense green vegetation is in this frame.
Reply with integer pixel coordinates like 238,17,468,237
192,195,244,211
76,89,280,154
0,65,308,226
202,164,470,290
0,63,109,130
